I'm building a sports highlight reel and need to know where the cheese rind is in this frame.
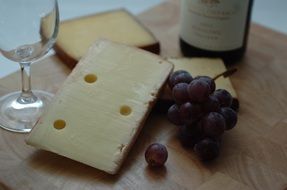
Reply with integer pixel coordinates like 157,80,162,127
26,39,173,174
55,9,160,68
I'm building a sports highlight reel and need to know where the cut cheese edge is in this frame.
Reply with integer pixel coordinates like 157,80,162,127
26,39,173,174
160,58,237,101
55,9,160,68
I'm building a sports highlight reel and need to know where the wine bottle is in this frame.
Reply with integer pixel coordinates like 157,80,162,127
179,0,254,64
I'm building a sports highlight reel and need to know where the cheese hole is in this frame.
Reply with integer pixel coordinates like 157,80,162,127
120,105,132,116
84,74,97,83
53,119,66,130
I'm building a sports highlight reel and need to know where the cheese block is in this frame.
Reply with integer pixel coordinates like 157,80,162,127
26,39,173,174
157,58,238,111
55,9,160,68
168,58,237,97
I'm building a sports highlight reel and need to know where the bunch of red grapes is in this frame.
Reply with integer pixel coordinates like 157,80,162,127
167,70,238,161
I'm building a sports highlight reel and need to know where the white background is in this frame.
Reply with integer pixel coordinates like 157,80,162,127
0,0,286,78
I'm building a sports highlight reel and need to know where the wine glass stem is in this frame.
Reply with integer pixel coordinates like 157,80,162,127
18,62,37,104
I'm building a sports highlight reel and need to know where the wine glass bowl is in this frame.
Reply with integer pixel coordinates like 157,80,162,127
0,0,59,133
0,0,58,63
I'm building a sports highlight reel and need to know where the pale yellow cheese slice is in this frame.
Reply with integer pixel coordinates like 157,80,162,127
26,39,173,174
160,58,237,101
55,9,160,68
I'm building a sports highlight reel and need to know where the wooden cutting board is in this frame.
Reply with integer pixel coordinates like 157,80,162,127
1,0,287,189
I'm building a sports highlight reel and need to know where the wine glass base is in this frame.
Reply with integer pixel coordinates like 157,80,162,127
0,90,53,133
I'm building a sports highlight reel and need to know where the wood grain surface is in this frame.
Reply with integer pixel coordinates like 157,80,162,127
1,0,287,189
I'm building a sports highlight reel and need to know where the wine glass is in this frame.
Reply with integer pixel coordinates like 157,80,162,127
0,0,59,133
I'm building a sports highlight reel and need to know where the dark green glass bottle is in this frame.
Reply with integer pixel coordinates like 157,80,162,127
179,0,254,64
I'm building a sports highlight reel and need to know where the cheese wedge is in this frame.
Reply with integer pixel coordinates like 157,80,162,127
171,58,236,96
26,39,173,174
159,58,237,104
55,9,160,68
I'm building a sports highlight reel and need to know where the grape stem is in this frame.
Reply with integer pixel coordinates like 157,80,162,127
213,68,237,81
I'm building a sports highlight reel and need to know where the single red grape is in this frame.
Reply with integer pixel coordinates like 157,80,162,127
172,83,189,104
194,76,216,93
201,112,225,137
145,143,168,167
178,124,203,148
213,89,232,107
220,107,237,130
167,104,183,126
168,70,193,89
194,138,220,161
187,79,211,103
202,95,220,113
230,98,240,112
179,102,203,124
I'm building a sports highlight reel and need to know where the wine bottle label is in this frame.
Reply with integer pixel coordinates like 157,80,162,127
180,0,249,51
